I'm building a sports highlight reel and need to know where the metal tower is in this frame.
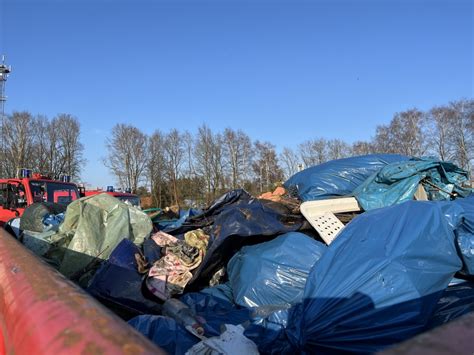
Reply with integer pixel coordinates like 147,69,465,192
0,55,12,178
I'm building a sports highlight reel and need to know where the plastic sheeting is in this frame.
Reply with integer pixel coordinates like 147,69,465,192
87,239,161,317
284,154,408,201
439,196,474,275
280,200,463,354
170,189,305,290
228,232,326,309
44,193,152,278
129,293,252,355
155,209,203,232
426,280,474,330
354,158,471,211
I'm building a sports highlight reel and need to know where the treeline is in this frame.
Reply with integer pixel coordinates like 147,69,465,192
1,99,472,208
105,99,474,208
0,112,85,179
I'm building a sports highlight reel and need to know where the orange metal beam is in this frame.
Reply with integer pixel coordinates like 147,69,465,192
0,229,163,355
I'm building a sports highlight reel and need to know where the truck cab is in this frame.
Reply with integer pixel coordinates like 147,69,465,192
0,171,81,226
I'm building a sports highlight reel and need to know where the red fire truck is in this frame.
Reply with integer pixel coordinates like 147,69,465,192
0,169,81,226
83,186,141,207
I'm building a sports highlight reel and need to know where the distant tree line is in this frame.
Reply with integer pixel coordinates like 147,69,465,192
0,112,85,179
105,98,474,208
1,99,472,208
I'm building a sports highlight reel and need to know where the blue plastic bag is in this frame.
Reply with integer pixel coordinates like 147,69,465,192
280,200,463,354
129,293,252,355
284,154,408,201
426,280,474,330
228,232,326,310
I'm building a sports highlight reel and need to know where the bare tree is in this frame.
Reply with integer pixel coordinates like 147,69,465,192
54,114,85,179
163,129,184,205
298,138,327,167
373,109,427,157
372,124,394,153
195,125,225,202
252,141,283,193
148,130,167,207
104,124,149,193
280,147,300,179
31,115,51,174
449,99,474,170
425,106,455,161
2,111,36,177
351,140,373,156
327,139,351,160
223,128,252,189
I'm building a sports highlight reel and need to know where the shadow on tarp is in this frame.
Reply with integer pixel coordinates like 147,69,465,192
246,290,450,354
129,285,474,355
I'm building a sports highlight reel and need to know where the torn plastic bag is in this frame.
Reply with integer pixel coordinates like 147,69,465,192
354,157,471,211
228,232,326,312
43,193,152,278
426,280,474,330
87,239,161,317
170,189,305,290
129,293,252,355
276,200,464,354
284,154,408,201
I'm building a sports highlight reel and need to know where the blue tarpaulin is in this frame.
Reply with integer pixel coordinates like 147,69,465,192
354,157,471,211
284,154,408,201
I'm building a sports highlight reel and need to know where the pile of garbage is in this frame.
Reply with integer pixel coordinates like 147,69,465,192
15,154,474,354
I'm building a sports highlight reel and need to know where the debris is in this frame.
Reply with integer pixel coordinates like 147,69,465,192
146,229,210,300
186,324,259,355
162,298,205,338
13,154,474,355
353,157,471,210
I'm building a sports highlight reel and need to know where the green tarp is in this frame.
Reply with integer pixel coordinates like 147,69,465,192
45,193,152,277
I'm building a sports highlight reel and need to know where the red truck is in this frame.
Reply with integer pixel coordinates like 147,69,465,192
0,170,81,226
83,186,141,207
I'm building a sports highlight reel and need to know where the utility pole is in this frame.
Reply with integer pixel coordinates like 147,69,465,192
0,55,12,178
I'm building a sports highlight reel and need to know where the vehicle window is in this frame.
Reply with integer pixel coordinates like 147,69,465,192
117,196,140,206
0,183,7,205
30,182,80,205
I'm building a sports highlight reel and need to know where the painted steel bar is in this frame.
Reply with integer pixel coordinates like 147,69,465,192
0,229,163,355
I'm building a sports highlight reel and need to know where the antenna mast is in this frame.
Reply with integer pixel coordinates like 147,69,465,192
0,55,12,178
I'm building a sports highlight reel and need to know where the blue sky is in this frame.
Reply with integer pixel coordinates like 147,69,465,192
1,0,472,187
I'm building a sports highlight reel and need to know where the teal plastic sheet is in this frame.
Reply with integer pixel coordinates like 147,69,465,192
354,158,471,211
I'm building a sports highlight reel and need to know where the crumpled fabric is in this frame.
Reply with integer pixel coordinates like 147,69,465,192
147,229,210,300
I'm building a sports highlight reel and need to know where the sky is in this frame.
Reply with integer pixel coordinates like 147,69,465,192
1,0,473,187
